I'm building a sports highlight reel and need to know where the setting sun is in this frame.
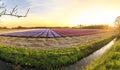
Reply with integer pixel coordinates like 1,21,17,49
68,8,120,26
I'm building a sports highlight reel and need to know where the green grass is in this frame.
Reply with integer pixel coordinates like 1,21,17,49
0,35,116,70
86,37,120,70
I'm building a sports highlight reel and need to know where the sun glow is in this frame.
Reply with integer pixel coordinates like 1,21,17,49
68,8,120,26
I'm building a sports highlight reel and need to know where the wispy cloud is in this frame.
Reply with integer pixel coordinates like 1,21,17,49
26,0,54,8
25,0,82,23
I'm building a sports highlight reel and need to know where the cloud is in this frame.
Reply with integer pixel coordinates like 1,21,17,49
26,0,79,12
25,0,94,24
26,0,63,14
26,0,54,8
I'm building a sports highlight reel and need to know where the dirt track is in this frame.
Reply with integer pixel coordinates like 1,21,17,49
0,31,115,49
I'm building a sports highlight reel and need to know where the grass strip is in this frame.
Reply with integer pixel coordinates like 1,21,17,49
86,37,120,70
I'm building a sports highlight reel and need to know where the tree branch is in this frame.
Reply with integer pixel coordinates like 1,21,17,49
0,0,30,18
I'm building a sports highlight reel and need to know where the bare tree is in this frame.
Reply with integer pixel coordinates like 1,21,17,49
0,0,30,18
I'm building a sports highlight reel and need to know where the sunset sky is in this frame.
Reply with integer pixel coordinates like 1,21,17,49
1,0,120,27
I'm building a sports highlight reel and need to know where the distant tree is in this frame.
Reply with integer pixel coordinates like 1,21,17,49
114,16,120,34
0,0,30,18
0,26,7,29
114,16,120,29
78,24,84,28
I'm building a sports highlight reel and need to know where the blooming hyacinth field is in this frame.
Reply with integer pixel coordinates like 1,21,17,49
52,29,106,37
0,29,107,38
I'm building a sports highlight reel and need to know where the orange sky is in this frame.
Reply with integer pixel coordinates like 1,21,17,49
1,0,120,27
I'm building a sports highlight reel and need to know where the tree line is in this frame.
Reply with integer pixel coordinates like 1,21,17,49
73,24,111,29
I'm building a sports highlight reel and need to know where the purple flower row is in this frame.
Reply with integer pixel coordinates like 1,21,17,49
0,29,61,38
52,29,106,37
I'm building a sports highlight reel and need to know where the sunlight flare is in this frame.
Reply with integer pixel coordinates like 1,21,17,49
68,8,120,26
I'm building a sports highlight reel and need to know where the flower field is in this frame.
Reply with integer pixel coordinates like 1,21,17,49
0,29,108,38
0,29,117,70
0,29,61,38
52,29,107,37
0,31,115,49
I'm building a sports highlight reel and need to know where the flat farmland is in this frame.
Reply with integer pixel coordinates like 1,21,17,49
0,29,115,49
